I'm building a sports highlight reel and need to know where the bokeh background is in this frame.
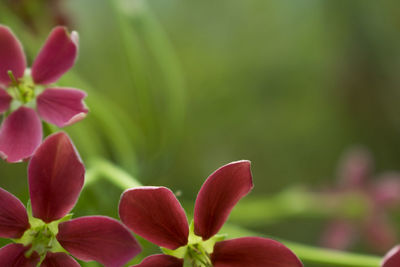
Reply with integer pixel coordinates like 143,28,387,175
1,0,400,266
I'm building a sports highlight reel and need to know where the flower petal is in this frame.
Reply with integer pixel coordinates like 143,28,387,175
119,187,189,250
372,173,400,207
382,246,400,267
0,107,42,163
31,26,78,85
0,187,29,238
194,160,253,240
132,255,183,267
41,252,80,267
28,132,84,223
211,237,303,267
0,25,26,86
37,88,88,127
338,147,372,188
320,220,356,250
0,244,40,267
57,216,141,267
364,215,396,253
0,88,11,113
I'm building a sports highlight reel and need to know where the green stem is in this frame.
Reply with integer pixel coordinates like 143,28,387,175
230,187,369,225
85,158,142,189
221,223,382,267
284,240,381,267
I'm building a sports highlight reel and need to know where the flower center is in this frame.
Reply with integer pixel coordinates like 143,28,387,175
185,243,213,267
24,224,58,257
162,221,226,267
7,70,43,105
14,207,71,260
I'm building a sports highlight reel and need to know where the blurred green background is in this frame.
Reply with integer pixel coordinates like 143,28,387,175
1,0,400,266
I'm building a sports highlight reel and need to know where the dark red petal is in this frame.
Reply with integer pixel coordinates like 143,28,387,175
0,244,40,267
119,187,189,250
0,88,11,113
37,88,88,127
31,26,78,85
194,160,253,240
382,246,400,267
41,252,80,267
0,187,29,238
132,254,183,267
211,237,303,267
57,216,141,267
0,107,42,163
28,132,84,223
0,25,26,86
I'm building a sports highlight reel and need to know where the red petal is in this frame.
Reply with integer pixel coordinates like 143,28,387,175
383,246,400,267
41,252,80,267
57,216,141,267
31,26,78,85
194,160,253,240
132,254,183,267
28,132,84,223
37,88,88,127
0,107,42,163
0,244,40,267
119,187,189,250
0,187,29,238
0,88,11,113
211,237,303,267
0,25,26,86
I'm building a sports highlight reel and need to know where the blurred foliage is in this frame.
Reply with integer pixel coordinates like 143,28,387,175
1,0,400,266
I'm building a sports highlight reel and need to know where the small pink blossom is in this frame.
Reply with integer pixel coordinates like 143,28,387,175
0,25,88,163
0,133,141,266
119,161,303,267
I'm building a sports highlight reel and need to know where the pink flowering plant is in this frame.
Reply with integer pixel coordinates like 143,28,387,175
320,147,400,252
119,161,303,267
0,132,141,266
0,25,88,163
0,18,398,267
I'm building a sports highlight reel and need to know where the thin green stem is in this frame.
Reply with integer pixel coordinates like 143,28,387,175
85,158,142,189
221,223,382,267
284,240,381,267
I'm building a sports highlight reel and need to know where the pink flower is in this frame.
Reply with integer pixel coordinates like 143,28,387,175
0,25,88,163
382,246,400,267
320,147,400,253
119,161,303,267
0,132,141,266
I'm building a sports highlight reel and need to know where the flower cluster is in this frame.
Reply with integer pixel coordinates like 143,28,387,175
320,147,400,252
119,161,303,267
0,25,88,162
3,23,398,267
0,133,141,266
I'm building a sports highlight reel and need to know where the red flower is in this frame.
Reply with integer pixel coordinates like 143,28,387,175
0,133,141,266
119,161,303,267
382,246,400,267
320,147,400,252
0,25,88,162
